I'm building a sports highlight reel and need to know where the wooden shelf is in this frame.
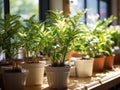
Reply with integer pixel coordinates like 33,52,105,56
25,66,120,90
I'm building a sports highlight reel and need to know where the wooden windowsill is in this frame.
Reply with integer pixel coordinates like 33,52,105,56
25,65,120,90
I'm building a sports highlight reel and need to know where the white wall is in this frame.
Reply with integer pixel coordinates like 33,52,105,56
49,0,63,11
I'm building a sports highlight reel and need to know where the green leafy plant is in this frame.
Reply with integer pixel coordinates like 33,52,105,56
0,14,23,71
108,26,120,48
74,15,116,58
74,25,94,59
0,14,23,60
88,15,116,57
44,10,86,66
18,15,50,62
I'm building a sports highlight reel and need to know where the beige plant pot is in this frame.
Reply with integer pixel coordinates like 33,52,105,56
22,61,45,86
74,58,94,77
45,65,70,89
3,69,28,90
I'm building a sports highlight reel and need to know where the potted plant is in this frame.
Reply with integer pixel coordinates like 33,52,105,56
88,15,116,72
0,14,28,90
73,23,94,77
109,26,120,65
103,27,116,70
18,15,47,86
44,10,82,89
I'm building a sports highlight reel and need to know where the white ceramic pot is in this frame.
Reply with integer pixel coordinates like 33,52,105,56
45,65,70,89
74,58,94,77
22,61,45,86
3,69,28,90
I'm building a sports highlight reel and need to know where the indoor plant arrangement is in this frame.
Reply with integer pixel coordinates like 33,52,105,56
44,10,83,89
88,15,116,72
72,14,116,75
0,14,28,90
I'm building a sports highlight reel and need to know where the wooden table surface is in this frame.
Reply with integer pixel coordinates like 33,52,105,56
25,65,120,90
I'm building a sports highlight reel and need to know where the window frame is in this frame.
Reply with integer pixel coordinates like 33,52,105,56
69,0,111,23
3,0,49,21
3,0,111,21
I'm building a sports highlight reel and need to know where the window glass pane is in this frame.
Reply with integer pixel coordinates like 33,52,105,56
100,1,107,20
0,0,4,61
10,0,38,20
0,0,4,19
70,0,84,16
86,0,98,23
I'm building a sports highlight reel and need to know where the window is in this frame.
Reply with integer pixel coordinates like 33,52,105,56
70,0,84,16
0,0,4,19
86,0,98,23
3,0,111,22
100,0,107,20
10,0,39,19
69,0,111,23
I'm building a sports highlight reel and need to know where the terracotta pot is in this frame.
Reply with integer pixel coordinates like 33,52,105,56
45,65,70,89
66,50,82,58
114,54,120,64
114,49,120,65
93,57,105,72
104,55,115,69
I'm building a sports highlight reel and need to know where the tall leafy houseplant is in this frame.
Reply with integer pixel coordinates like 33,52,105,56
0,14,23,68
74,23,95,77
44,10,83,89
18,15,47,85
0,14,28,90
74,24,93,58
45,10,86,66
18,15,45,61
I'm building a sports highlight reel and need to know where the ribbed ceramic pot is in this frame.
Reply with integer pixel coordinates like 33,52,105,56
45,65,70,89
74,58,94,77
22,61,45,86
3,69,28,90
